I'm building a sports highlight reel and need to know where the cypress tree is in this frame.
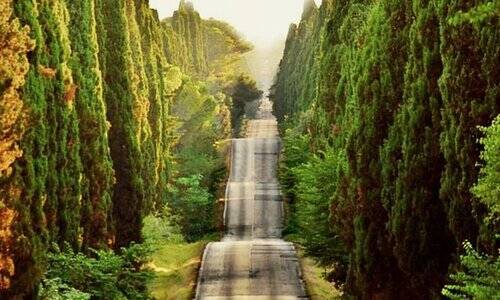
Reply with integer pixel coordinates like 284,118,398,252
0,0,34,294
302,0,318,20
2,0,252,296
35,0,83,249
95,0,146,248
134,0,175,208
437,0,500,248
343,1,410,297
171,1,208,75
273,0,499,298
380,0,453,297
66,0,115,250
271,2,319,123
8,0,84,295
124,0,157,213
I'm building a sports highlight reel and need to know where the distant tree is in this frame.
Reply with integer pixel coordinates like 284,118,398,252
227,74,263,132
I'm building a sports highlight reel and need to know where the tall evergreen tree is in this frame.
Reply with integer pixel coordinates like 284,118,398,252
272,0,499,297
95,0,146,248
343,1,410,297
7,0,85,295
0,0,34,294
380,0,453,297
437,0,500,249
66,0,115,250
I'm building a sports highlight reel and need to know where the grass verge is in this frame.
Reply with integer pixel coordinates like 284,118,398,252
296,248,343,300
147,234,218,300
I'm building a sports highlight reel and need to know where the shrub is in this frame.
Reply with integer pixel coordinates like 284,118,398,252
38,278,90,300
472,115,500,225
39,244,153,300
169,175,215,241
442,241,500,299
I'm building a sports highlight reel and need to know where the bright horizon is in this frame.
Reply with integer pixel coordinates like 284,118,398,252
150,0,322,90
149,0,322,45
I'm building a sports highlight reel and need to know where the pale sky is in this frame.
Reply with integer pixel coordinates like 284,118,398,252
149,0,322,45
149,0,322,90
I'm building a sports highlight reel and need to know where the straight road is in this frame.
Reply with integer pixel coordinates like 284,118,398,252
195,100,308,299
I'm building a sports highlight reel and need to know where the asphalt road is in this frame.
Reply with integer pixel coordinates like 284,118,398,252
195,100,308,299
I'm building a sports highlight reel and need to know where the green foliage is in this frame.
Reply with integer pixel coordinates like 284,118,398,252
472,115,500,225
341,2,411,295
142,210,184,245
5,0,85,296
169,175,215,241
437,0,500,247
448,1,500,25
379,0,453,296
170,1,208,75
227,74,263,133
442,241,500,299
38,278,90,300
39,243,153,300
170,78,231,238
273,0,500,298
95,0,147,248
5,0,253,297
204,19,253,56
66,0,114,250
289,153,348,265
271,0,320,122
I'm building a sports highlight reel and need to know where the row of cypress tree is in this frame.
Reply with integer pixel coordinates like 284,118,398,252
0,0,254,297
272,0,499,298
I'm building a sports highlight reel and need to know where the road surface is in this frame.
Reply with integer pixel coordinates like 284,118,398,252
195,99,308,299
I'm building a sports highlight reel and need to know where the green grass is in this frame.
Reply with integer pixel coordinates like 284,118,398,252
147,234,218,300
297,249,343,300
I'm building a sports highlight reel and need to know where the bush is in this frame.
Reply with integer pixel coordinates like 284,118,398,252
442,241,500,299
38,278,90,300
38,244,153,300
472,115,500,225
142,209,185,244
170,175,215,241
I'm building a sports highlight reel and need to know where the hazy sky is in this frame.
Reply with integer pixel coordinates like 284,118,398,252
149,0,322,44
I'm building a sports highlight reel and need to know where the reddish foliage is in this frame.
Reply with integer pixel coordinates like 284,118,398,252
0,208,16,290
64,84,78,104
38,65,57,78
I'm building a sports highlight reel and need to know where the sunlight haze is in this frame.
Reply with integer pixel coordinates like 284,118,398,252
150,0,322,90
150,0,322,44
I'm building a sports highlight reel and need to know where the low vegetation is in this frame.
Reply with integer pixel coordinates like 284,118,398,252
39,244,153,300
296,249,342,300
442,241,500,299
